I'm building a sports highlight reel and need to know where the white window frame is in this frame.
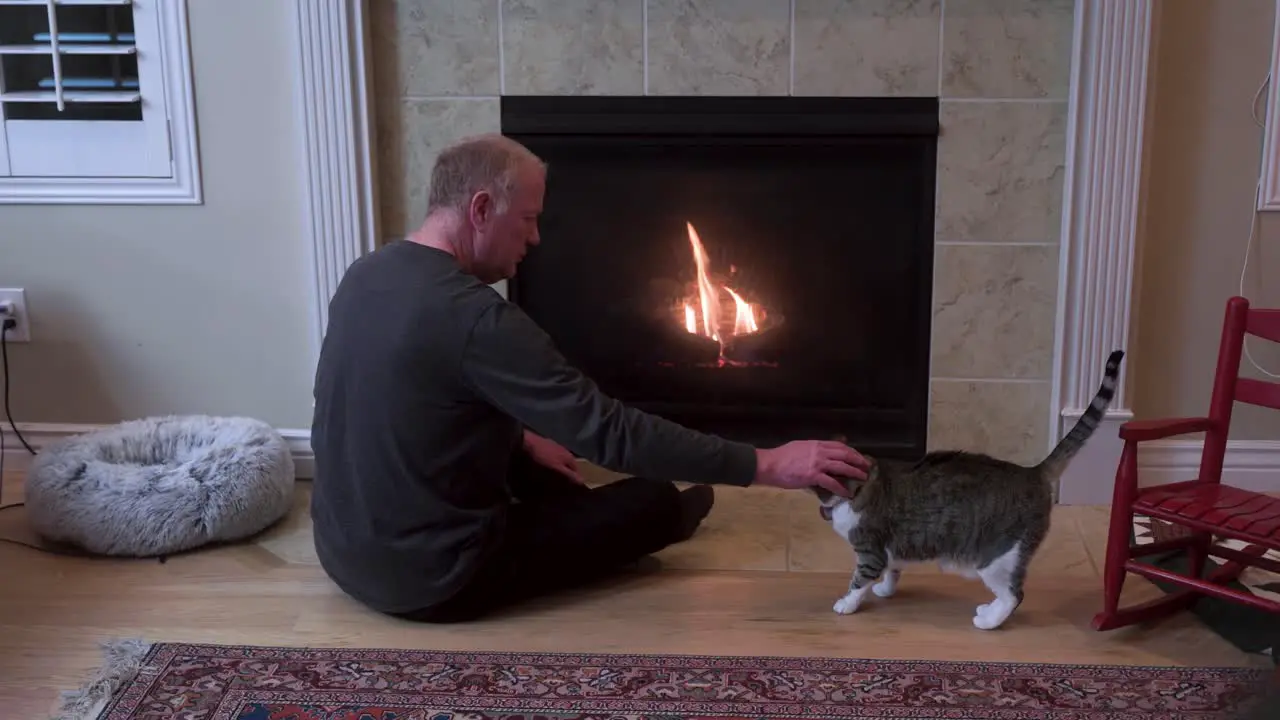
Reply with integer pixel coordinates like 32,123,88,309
0,0,200,204
1257,0,1280,210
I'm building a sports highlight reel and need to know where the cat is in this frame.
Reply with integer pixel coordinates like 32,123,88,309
812,349,1125,631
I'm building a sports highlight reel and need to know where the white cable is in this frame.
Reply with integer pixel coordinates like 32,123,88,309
1242,72,1280,378
1239,71,1280,376
1237,179,1279,378
1242,70,1275,376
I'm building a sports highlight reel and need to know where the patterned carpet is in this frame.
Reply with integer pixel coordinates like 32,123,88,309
74,642,1273,720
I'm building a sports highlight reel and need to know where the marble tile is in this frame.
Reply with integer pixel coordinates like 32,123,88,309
656,486,790,571
503,0,644,95
1070,504,1113,576
255,484,320,566
377,98,501,237
942,0,1075,99
793,0,941,97
928,379,1051,465
936,101,1067,243
931,244,1058,379
647,0,790,96
1034,506,1097,580
369,0,500,97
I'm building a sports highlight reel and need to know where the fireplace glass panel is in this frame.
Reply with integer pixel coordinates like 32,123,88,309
503,96,938,456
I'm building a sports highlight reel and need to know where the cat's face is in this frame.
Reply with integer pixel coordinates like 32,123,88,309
811,484,852,522
810,458,877,522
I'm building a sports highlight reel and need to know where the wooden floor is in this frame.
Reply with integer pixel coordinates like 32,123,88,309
0,469,1269,717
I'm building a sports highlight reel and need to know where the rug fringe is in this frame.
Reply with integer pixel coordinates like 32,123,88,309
49,637,153,720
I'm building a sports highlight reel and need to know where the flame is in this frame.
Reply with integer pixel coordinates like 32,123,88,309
724,286,758,335
678,221,765,356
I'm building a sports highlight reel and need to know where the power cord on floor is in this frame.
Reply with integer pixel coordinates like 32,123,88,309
0,321,171,559
0,317,60,555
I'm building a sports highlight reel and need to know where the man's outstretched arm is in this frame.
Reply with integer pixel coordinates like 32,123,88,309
460,301,868,493
461,300,757,486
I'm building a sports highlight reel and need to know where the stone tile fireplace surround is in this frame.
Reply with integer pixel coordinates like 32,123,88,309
369,0,1076,466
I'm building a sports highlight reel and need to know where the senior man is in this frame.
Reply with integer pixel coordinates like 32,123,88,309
310,133,869,622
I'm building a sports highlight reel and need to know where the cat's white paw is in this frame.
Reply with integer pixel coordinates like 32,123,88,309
972,600,1013,630
872,577,897,598
833,594,863,615
972,611,1001,630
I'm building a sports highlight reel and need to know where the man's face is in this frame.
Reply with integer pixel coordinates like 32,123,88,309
469,163,544,284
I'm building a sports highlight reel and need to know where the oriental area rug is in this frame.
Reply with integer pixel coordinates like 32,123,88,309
57,640,1274,720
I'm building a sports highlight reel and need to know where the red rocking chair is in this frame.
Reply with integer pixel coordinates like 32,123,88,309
1093,295,1280,631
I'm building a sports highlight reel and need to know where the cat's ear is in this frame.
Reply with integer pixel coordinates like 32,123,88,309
840,476,861,496
865,458,880,482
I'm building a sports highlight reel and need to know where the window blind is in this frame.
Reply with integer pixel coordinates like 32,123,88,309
0,0,140,117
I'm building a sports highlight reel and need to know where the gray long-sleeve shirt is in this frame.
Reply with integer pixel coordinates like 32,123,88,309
309,240,757,614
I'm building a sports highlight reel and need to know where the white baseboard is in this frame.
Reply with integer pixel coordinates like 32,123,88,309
1136,439,1280,493
1056,412,1133,505
4,422,1276,506
1057,413,1280,504
1,422,315,479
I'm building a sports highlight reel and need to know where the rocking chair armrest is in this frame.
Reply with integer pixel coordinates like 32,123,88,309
1118,417,1213,443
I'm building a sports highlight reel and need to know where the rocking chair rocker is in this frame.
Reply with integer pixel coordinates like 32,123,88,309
1093,295,1280,632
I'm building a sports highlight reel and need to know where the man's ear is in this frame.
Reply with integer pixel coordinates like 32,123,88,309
468,190,494,228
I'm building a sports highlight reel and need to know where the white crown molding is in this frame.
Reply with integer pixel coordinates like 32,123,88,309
1,423,315,481
1257,0,1280,211
1052,0,1156,504
294,0,380,361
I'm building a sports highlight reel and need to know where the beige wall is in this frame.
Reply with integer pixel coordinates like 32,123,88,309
1134,0,1280,440
7,0,1278,446
0,0,315,429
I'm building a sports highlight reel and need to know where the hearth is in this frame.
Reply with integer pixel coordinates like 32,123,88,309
502,96,938,457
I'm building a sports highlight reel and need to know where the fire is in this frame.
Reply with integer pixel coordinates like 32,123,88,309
678,221,766,356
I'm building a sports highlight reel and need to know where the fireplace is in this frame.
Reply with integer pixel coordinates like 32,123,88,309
501,96,938,458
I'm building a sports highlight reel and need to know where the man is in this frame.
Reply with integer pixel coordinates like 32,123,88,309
310,133,870,622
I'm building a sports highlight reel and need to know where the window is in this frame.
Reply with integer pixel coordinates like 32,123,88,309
0,0,199,204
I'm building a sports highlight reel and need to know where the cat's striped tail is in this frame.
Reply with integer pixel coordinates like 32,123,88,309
1036,349,1125,479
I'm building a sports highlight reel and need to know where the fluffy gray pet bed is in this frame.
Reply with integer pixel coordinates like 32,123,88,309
25,414,296,557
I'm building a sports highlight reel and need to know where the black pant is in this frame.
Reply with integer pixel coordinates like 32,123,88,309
397,452,687,622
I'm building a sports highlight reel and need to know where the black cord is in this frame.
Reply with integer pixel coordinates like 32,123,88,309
0,325,168,560
0,527,97,557
0,325,8,502
0,500,162,558
0,320,60,556
1,322,35,455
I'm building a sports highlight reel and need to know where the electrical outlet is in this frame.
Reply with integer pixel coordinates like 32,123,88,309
0,288,30,342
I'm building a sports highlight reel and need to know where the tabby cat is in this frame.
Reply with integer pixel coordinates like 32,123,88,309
813,349,1124,631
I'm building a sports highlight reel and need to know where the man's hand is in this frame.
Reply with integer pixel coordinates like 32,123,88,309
753,440,870,496
522,430,585,484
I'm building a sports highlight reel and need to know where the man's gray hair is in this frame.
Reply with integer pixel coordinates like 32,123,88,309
425,133,545,217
